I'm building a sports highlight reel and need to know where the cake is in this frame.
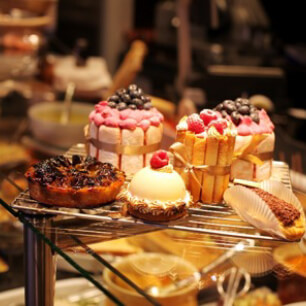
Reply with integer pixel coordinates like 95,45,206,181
124,151,191,221
173,110,236,204
214,98,275,181
86,84,164,176
25,155,125,208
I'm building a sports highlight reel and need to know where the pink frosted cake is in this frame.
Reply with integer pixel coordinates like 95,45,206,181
214,98,275,181
86,85,164,175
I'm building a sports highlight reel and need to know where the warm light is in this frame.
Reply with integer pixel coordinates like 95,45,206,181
149,286,159,297
235,242,245,251
28,34,39,45
211,274,217,282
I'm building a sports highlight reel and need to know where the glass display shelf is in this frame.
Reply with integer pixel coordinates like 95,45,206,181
0,144,305,306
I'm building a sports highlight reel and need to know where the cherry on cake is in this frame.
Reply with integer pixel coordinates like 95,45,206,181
86,84,164,175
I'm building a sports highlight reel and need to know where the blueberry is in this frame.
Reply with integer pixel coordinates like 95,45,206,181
251,112,260,123
141,95,151,103
129,90,141,99
108,101,117,108
117,102,127,110
238,105,250,115
128,84,138,92
235,98,249,104
237,98,250,105
137,88,143,96
128,104,137,110
231,111,241,125
223,99,235,106
108,95,119,102
116,88,127,96
215,103,224,111
224,103,236,114
132,98,143,109
122,94,131,103
235,101,241,108
221,110,228,118
144,102,152,110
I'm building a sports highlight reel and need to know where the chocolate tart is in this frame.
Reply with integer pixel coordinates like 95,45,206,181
25,155,125,208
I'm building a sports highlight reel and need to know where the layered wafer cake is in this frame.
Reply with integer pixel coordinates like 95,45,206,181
86,85,163,175
214,98,275,181
174,110,236,204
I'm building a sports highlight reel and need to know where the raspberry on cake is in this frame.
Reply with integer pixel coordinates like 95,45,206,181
187,114,205,134
214,98,275,181
174,110,236,203
86,84,164,175
200,109,218,126
124,151,191,222
150,150,169,169
25,155,125,208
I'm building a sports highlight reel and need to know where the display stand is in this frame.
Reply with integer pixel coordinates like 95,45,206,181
0,144,300,306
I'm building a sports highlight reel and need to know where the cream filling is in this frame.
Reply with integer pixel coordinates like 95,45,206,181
123,188,192,209
176,120,188,131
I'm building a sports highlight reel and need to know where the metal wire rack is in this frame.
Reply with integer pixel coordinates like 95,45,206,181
10,144,293,243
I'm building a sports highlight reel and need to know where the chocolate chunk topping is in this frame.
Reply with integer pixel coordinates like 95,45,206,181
28,155,124,189
250,187,300,227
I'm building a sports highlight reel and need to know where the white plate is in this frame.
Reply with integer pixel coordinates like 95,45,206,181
0,278,104,305
284,303,306,306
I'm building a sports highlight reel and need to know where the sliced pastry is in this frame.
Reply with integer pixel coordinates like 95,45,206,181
224,182,305,241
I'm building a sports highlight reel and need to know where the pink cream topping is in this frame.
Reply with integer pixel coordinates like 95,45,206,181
89,101,164,131
236,109,274,136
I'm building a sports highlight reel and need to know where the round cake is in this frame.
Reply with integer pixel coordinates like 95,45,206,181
25,155,125,208
125,151,191,221
86,84,164,175
214,98,275,181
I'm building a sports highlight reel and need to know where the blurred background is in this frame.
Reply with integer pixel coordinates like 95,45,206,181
0,1,306,305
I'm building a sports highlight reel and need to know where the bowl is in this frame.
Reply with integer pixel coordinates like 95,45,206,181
28,101,92,149
103,253,199,306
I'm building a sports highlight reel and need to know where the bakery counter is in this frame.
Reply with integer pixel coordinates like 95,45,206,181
0,144,305,305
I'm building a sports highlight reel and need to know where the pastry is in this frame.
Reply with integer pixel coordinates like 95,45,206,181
174,110,236,203
214,98,275,181
86,84,164,175
123,151,191,221
25,155,125,208
224,184,306,241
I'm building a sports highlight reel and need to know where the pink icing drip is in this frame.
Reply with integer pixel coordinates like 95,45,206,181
89,104,163,131
120,118,137,130
138,119,150,131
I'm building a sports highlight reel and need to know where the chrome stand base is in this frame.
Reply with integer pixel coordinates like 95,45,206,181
24,218,56,306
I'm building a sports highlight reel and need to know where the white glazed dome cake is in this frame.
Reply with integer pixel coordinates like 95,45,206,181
86,85,164,175
125,151,191,222
214,98,275,181
129,166,186,202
